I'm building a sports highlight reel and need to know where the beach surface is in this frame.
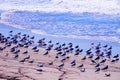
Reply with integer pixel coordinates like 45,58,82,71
0,23,120,80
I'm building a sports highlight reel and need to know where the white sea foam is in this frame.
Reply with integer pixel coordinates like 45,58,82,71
0,0,120,15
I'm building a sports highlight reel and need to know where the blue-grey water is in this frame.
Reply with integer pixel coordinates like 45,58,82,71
0,10,120,56
1,11,120,43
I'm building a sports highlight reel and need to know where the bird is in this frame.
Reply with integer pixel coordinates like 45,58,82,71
28,60,34,63
32,46,37,50
38,63,44,67
36,69,43,72
81,56,86,61
80,68,85,72
44,51,49,55
61,58,66,62
91,60,97,64
77,64,84,68
103,45,108,48
55,55,59,59
34,49,39,52
30,36,35,39
88,54,94,59
100,59,106,64
19,58,26,63
95,56,100,61
14,54,19,59
115,58,119,62
58,63,64,68
24,55,30,59
62,43,66,46
108,46,112,50
49,61,53,65
9,30,13,33
101,65,108,70
71,60,76,64
23,51,28,54
75,45,79,48
105,73,111,77
95,67,100,72
71,63,76,66
95,63,100,68
113,54,119,58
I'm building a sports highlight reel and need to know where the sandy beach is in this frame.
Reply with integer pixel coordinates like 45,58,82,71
0,24,120,80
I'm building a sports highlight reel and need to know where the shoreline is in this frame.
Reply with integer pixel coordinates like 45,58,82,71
0,22,120,56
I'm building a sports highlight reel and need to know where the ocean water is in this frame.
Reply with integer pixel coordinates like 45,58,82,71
1,11,120,44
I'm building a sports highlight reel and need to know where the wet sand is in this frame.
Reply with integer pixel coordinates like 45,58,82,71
0,41,120,80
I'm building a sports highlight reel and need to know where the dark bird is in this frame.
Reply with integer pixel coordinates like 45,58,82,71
81,56,86,61
61,58,66,62
74,52,79,56
95,56,100,60
113,54,119,58
14,54,19,59
34,49,39,52
66,56,70,59
101,65,108,70
95,67,100,72
44,51,49,55
49,61,53,65
99,52,104,57
17,32,21,35
111,59,116,63
32,46,37,50
95,63,100,68
88,54,94,59
19,58,26,63
77,64,84,68
115,58,119,62
108,46,112,50
100,59,106,64
91,42,94,45
75,45,79,48
62,43,66,46
80,68,85,72
91,60,97,64
30,36,35,39
58,63,64,68
24,55,30,59
71,60,76,64
86,51,92,55
56,42,59,45
48,40,52,43
103,45,108,48
55,55,59,59
38,63,44,67
9,30,13,33
23,51,28,54
28,60,34,63
79,49,83,53
105,73,111,77
71,63,76,66
36,69,43,72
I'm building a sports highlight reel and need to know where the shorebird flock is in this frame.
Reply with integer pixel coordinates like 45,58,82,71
0,30,119,80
